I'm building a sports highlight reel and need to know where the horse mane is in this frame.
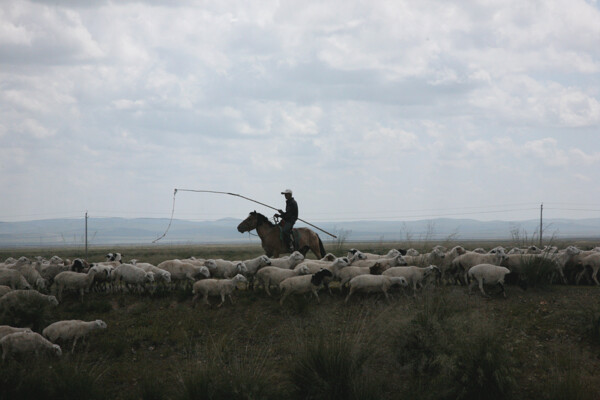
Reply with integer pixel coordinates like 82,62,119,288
252,211,276,228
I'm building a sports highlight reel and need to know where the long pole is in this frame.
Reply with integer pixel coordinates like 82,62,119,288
539,203,543,248
85,211,88,259
175,188,337,238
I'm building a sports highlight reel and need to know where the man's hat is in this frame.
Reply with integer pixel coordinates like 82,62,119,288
281,189,293,195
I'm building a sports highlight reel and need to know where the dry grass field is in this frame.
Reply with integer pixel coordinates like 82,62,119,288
1,241,600,400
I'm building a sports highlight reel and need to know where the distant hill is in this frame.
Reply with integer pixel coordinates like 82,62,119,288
0,216,599,247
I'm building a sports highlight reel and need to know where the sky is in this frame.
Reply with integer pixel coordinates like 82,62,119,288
1,0,600,225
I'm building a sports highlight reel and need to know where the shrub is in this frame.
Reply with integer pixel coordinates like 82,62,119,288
288,322,381,400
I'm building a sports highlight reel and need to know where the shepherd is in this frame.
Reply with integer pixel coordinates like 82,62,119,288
276,189,298,253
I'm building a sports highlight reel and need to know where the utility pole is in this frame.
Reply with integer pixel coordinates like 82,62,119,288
85,211,88,259
539,203,543,248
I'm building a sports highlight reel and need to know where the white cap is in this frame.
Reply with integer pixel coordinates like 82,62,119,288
281,189,293,195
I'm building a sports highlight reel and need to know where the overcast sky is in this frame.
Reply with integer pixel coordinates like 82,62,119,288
1,0,600,225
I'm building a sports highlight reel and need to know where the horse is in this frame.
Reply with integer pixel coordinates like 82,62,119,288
237,211,326,259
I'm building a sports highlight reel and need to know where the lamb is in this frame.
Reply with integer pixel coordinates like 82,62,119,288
337,265,384,289
467,264,511,298
8,263,47,291
450,251,508,285
346,254,407,271
347,248,402,260
38,262,70,284
157,259,212,286
53,268,99,301
239,255,272,276
255,265,310,296
133,263,172,284
1,331,62,360
439,245,467,284
112,264,155,293
69,258,90,273
0,290,58,319
402,247,446,267
0,326,32,340
192,274,248,307
207,259,248,279
279,269,333,305
345,275,408,303
294,257,349,275
42,319,107,353
0,269,31,290
266,251,305,269
382,266,440,297
577,253,600,285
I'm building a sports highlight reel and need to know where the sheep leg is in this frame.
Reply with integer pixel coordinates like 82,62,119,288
498,282,506,298
383,289,391,303
592,266,600,286
192,294,199,307
312,289,320,303
217,294,226,308
71,337,78,353
468,280,476,295
345,288,355,303
478,279,489,297
279,290,289,305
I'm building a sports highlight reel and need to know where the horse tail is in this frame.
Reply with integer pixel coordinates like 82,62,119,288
318,235,326,259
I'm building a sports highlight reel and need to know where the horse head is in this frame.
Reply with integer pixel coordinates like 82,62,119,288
237,211,270,233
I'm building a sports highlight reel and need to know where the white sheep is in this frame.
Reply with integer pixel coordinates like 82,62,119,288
345,275,408,303
0,290,58,318
113,264,155,293
347,248,401,260
279,269,333,305
382,265,440,297
192,274,248,307
439,245,467,284
451,251,507,285
134,263,172,285
239,255,272,276
8,263,47,291
42,319,107,353
346,255,407,271
467,264,511,298
337,265,382,289
0,269,31,290
402,247,446,267
577,252,600,285
0,325,33,340
157,260,211,286
267,251,305,269
207,259,248,279
294,257,349,275
53,269,99,301
1,331,62,360
255,265,311,296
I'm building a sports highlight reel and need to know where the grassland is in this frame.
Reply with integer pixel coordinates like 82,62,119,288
1,241,600,400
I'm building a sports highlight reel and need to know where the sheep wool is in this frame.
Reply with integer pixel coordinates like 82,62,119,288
192,274,248,307
345,274,408,303
43,319,107,353
1,331,62,360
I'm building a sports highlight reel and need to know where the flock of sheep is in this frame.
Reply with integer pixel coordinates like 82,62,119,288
1,243,599,360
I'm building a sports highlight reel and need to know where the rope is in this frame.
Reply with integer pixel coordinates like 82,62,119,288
152,188,338,243
152,189,178,243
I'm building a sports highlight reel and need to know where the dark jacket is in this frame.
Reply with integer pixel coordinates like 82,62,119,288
281,197,298,224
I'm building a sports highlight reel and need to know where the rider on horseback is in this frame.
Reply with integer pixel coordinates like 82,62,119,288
276,189,298,253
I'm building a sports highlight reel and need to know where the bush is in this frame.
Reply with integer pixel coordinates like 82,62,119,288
288,326,381,400
394,294,515,400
